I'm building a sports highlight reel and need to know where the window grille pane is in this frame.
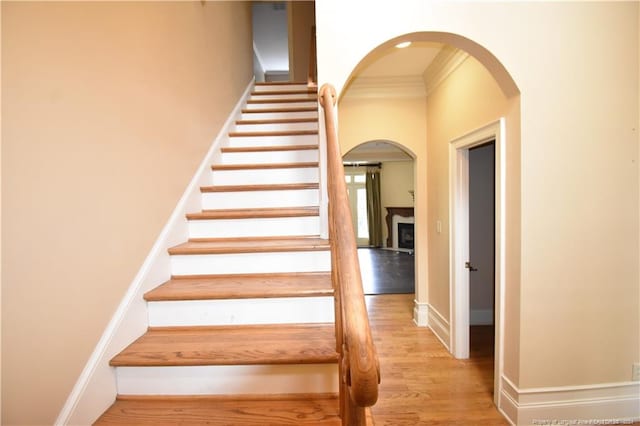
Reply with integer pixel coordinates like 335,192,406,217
357,188,369,239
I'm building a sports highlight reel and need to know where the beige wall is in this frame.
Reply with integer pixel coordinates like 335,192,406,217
1,2,253,424
287,0,315,82
380,161,414,245
337,96,428,302
317,0,639,390
425,55,509,321
0,3,3,421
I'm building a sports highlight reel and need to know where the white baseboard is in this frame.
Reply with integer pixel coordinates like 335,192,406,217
413,301,451,352
54,79,256,426
413,300,429,326
427,304,450,351
499,376,640,425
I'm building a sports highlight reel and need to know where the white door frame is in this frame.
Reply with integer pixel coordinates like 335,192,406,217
449,119,506,405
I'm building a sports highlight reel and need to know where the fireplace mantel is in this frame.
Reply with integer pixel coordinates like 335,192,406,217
385,207,414,248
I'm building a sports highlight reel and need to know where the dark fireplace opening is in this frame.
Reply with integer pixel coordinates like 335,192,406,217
398,223,414,250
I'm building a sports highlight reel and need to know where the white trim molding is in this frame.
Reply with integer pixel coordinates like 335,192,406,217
412,300,450,351
449,120,505,359
449,119,507,407
342,46,468,100
413,300,429,326
345,75,426,99
499,376,640,425
427,304,450,351
55,79,256,426
424,46,469,96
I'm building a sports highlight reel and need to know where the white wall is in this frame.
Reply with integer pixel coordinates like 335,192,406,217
253,2,289,72
2,2,254,424
316,0,639,394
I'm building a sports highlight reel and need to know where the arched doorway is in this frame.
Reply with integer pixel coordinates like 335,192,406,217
343,140,416,295
335,31,520,410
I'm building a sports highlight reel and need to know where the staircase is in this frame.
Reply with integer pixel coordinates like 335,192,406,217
94,83,345,424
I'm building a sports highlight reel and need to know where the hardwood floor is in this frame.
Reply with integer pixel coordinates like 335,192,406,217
358,248,415,295
95,394,343,425
109,323,338,367
366,294,508,425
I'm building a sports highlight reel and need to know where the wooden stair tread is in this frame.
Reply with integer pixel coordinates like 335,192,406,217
247,98,316,104
200,182,319,193
168,237,329,255
144,272,333,301
242,106,317,114
109,323,338,366
94,394,341,425
186,206,319,220
212,162,318,171
228,129,318,137
221,144,318,153
236,117,318,125
255,81,308,86
251,89,317,96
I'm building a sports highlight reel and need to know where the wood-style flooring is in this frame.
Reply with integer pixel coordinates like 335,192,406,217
358,248,414,295
366,294,508,425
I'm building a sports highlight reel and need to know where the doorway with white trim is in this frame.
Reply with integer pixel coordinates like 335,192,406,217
450,120,505,404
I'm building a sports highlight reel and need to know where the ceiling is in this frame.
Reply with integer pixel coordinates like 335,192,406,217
357,41,444,78
343,42,446,163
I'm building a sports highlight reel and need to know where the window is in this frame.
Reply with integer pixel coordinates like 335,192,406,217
345,169,369,245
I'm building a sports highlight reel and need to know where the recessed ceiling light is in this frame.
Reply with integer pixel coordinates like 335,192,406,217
395,41,412,49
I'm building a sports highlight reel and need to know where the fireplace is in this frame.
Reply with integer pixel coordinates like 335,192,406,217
398,222,415,250
386,207,414,252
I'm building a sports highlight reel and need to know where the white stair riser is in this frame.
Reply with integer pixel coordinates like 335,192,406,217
227,134,318,147
253,84,309,92
147,297,334,327
116,364,339,395
250,93,317,100
201,189,319,210
211,168,319,186
234,122,317,132
188,216,320,239
246,101,316,110
240,111,317,121
170,250,331,275
218,150,318,165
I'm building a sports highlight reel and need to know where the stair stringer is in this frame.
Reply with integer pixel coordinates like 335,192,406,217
54,79,256,426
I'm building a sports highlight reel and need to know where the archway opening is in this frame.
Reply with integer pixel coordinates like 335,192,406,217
343,140,416,295
335,30,521,415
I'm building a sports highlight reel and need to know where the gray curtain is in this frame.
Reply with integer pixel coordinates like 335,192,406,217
366,166,383,247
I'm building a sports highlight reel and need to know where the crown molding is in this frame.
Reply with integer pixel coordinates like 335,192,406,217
342,46,470,100
424,46,469,96
343,75,427,100
343,149,413,163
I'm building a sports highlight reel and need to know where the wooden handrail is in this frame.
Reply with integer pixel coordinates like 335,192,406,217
319,84,379,425
307,26,317,88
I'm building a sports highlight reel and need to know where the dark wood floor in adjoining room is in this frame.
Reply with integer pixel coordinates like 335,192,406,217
358,248,414,295
366,294,507,425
